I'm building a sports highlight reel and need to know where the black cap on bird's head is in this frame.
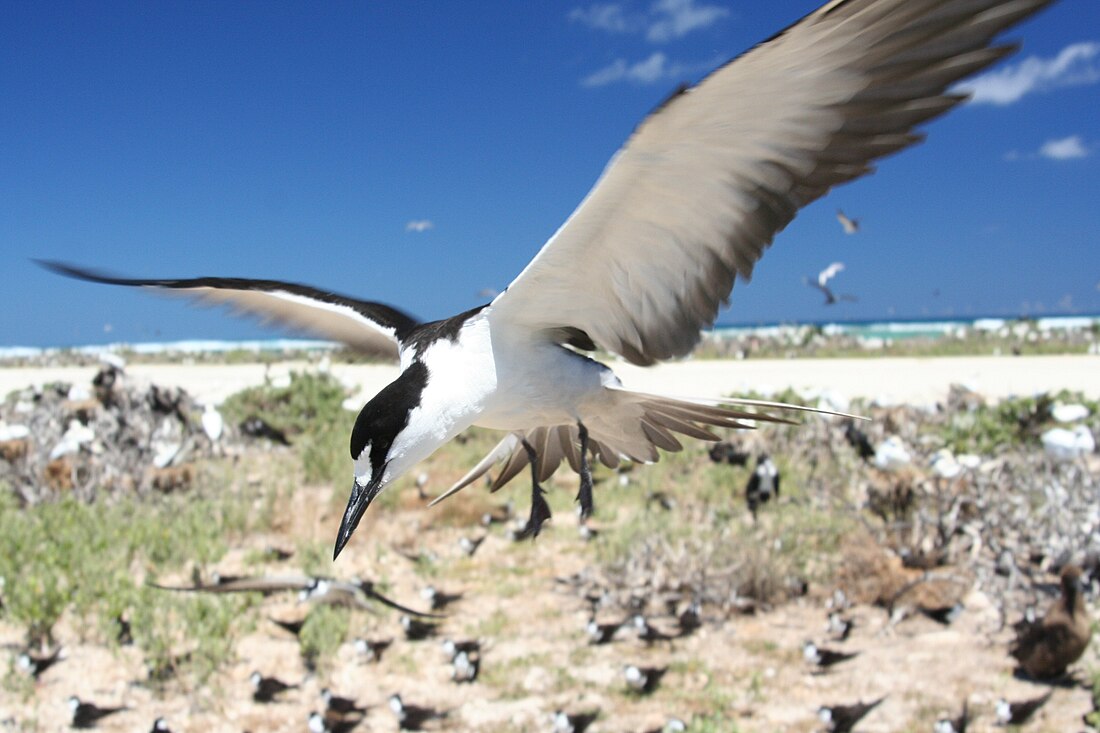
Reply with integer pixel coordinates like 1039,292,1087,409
334,362,430,560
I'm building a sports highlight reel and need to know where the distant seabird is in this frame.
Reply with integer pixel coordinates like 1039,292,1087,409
308,710,358,733
995,690,1052,726
250,671,297,703
401,614,440,641
441,637,481,661
836,209,860,235
805,262,857,305
633,614,676,646
1010,564,1092,679
321,688,367,717
934,701,969,733
420,585,462,611
624,664,667,695
586,618,623,645
458,534,487,557
825,612,853,642
69,696,127,729
17,646,63,679
149,718,171,733
451,649,479,683
552,709,598,733
843,422,875,463
803,640,859,670
817,696,884,732
388,693,446,731
39,0,1054,558
353,636,392,663
745,453,780,519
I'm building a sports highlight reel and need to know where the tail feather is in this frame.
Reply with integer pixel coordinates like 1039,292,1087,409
429,390,858,505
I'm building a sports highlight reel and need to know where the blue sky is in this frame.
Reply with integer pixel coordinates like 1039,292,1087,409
2,0,1098,348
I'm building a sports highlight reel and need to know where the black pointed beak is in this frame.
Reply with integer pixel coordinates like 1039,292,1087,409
334,477,382,560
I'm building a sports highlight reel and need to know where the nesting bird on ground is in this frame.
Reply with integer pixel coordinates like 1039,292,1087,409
633,614,676,646
646,491,677,512
150,718,171,733
238,416,291,445
677,601,702,637
805,262,857,305
458,534,486,557
441,637,481,661
817,696,884,733
804,640,859,671
708,440,750,466
308,710,358,733
995,690,1052,726
451,649,479,683
624,664,667,695
41,0,1054,558
745,454,780,519
552,710,599,733
826,612,853,642
586,618,623,645
69,696,127,729
388,693,446,731
843,421,875,463
836,209,860,235
401,614,440,641
322,688,367,717
420,585,462,611
16,646,63,679
353,636,392,663
250,671,297,703
934,701,968,733
1010,565,1092,679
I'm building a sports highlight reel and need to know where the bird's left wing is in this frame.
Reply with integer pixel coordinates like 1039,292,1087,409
39,261,418,358
489,0,1051,365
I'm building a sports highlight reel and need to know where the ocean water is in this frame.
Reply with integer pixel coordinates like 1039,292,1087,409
2,315,1098,360
712,313,1100,343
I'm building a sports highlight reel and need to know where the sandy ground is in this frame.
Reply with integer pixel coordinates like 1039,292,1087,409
4,355,1100,407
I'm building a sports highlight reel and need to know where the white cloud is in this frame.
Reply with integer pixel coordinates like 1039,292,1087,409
1006,135,1091,162
647,0,729,42
568,3,638,34
955,41,1100,105
405,220,433,232
581,51,705,87
1039,135,1089,160
569,0,727,43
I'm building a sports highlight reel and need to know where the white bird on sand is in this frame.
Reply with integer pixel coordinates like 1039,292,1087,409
40,0,1053,559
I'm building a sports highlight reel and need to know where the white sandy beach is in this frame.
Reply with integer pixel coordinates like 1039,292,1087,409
3,354,1100,407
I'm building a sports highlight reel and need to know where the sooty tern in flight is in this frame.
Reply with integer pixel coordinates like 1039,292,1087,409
40,0,1053,559
804,262,858,305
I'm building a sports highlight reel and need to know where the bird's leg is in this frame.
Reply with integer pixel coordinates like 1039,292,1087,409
576,422,594,520
519,438,552,539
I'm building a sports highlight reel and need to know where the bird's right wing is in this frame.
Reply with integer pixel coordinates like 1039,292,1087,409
39,260,418,359
488,0,1051,366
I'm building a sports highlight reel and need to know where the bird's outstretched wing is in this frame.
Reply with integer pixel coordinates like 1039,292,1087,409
38,260,418,359
490,0,1050,365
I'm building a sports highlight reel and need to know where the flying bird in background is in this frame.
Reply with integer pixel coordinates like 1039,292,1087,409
805,262,858,305
836,209,860,235
405,220,433,233
41,0,1054,558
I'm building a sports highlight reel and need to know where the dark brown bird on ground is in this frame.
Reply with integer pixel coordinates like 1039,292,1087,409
1010,565,1091,679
